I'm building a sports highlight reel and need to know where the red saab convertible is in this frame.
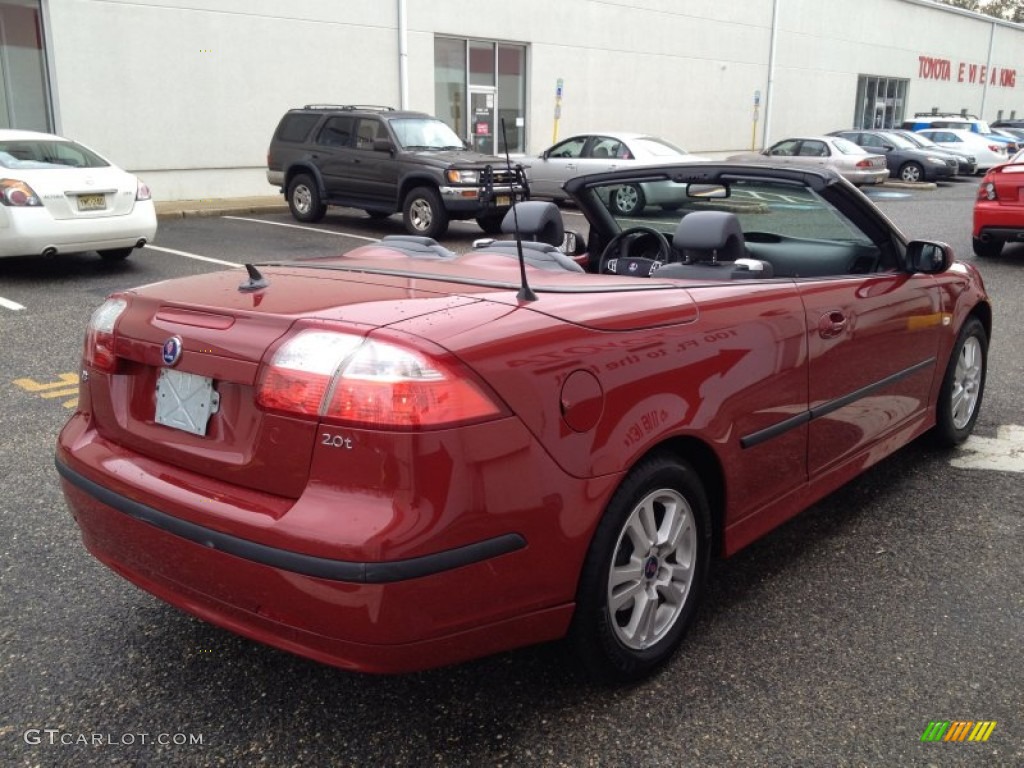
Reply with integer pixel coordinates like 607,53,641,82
57,163,990,682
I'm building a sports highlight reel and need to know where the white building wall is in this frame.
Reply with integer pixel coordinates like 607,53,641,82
39,0,1024,201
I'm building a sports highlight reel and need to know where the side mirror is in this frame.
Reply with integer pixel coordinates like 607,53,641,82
373,137,394,153
560,230,587,256
906,240,953,274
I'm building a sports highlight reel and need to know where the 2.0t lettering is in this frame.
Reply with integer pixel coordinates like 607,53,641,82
321,433,353,449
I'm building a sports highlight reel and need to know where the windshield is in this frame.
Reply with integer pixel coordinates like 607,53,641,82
588,177,873,244
0,139,110,170
883,134,915,149
388,117,465,150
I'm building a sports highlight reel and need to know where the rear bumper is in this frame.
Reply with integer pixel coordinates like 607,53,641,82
973,203,1024,239
846,169,889,185
55,411,601,673
0,201,157,258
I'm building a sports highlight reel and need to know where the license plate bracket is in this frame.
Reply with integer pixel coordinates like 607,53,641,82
155,368,220,436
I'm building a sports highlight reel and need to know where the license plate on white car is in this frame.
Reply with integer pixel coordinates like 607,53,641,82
496,195,510,206
155,368,220,436
77,194,106,211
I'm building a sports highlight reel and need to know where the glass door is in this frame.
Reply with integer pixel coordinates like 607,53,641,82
468,87,496,155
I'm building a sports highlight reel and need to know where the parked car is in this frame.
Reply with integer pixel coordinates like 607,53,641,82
266,104,528,238
727,136,889,185
913,128,1010,172
902,114,1018,154
881,129,978,175
972,154,1024,257
528,132,706,213
0,129,156,260
829,130,957,182
57,161,991,683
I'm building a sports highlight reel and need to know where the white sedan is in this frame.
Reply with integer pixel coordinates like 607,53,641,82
914,128,1009,172
0,129,156,260
527,132,707,214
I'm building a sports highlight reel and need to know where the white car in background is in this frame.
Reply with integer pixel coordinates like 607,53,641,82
913,128,1010,172
528,132,707,214
0,129,156,260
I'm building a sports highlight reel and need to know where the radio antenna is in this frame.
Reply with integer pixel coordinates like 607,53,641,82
500,118,537,302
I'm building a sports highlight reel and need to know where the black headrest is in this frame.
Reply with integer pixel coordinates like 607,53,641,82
673,211,745,262
501,201,564,246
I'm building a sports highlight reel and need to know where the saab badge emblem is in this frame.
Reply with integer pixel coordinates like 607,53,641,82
162,336,183,367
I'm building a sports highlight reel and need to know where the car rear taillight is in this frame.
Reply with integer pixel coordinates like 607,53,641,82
855,158,873,168
136,180,152,201
257,328,503,428
978,180,998,201
84,297,128,372
0,178,42,206
989,144,1004,153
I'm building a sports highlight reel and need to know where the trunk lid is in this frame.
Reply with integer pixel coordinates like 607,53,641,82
16,166,140,220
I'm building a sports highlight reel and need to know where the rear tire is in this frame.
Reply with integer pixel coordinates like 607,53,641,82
972,237,1002,258
609,184,646,216
569,454,711,683
402,186,449,238
932,316,987,447
98,247,134,261
287,174,327,223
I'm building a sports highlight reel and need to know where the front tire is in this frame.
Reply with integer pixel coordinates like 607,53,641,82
609,184,646,216
287,174,326,223
402,186,449,238
98,247,134,261
899,162,924,183
932,316,987,447
972,237,1002,258
569,454,711,683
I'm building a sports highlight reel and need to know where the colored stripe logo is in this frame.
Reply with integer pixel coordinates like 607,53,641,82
921,721,997,742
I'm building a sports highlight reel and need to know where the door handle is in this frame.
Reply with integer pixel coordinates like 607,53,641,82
566,163,576,171
818,311,847,339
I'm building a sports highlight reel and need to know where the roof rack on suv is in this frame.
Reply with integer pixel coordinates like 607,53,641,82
301,104,396,112
914,110,978,119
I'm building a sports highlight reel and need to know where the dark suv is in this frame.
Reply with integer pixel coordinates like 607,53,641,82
267,105,529,237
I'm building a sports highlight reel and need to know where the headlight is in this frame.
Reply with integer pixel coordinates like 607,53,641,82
445,169,478,184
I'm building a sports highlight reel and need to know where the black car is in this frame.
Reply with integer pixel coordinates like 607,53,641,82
267,105,529,237
880,129,978,175
829,130,958,182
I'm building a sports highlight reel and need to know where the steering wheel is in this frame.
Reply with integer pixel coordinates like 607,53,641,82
597,226,673,274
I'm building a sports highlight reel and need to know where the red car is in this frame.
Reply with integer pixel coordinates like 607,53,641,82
57,164,991,682
972,153,1024,257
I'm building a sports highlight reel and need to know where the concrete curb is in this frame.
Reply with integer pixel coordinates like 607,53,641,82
155,199,288,221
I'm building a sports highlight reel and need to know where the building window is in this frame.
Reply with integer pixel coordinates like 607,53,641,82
854,76,907,130
0,1,51,130
434,36,527,155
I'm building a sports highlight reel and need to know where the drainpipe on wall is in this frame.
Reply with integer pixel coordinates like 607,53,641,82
761,0,780,150
398,0,409,109
979,20,995,119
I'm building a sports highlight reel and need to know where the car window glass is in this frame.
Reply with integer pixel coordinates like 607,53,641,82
355,118,384,150
590,138,625,159
276,113,320,143
317,116,354,147
388,117,464,149
0,140,108,169
547,137,587,159
768,140,800,156
860,134,883,147
797,141,828,157
831,137,865,155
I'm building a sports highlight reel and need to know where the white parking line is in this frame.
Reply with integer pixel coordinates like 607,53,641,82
0,296,26,311
143,244,241,268
224,216,380,242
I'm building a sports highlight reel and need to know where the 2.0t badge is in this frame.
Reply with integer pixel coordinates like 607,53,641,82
161,336,183,367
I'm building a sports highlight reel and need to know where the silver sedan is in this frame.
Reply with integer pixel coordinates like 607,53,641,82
728,136,889,186
527,132,707,214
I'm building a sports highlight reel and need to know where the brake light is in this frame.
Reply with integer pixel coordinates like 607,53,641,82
0,178,42,206
989,144,1004,153
257,329,502,428
978,181,997,201
84,297,128,372
855,158,873,168
136,179,152,201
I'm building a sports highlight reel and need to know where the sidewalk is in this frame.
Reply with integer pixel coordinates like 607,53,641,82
154,196,287,220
